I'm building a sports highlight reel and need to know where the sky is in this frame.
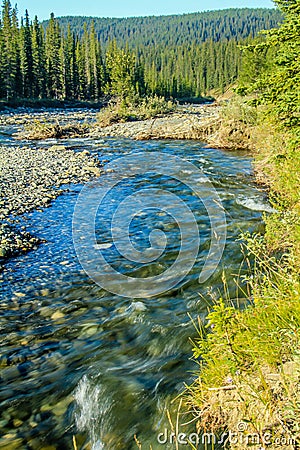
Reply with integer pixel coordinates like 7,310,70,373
15,0,275,21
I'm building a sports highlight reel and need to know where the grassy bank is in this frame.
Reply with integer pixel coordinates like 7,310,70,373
186,99,300,449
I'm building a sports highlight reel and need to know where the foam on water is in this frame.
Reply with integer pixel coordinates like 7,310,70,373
74,375,106,450
236,195,277,213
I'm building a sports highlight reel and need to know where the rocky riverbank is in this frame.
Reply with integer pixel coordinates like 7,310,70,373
0,108,98,127
0,145,101,263
1,104,220,141
91,104,221,140
0,104,221,263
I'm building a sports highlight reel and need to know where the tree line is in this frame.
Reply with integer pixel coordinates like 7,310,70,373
0,1,281,101
238,0,300,132
53,9,282,48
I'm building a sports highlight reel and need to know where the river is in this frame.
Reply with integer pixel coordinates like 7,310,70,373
0,113,272,450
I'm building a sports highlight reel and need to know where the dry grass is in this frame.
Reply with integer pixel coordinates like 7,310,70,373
17,120,90,140
204,97,258,150
187,97,300,449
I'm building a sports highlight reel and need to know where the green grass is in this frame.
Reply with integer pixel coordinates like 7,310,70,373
187,99,300,448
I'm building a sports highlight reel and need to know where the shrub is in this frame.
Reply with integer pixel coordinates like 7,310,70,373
17,120,90,140
97,95,175,127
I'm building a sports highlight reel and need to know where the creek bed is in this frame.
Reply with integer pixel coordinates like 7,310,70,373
0,111,272,450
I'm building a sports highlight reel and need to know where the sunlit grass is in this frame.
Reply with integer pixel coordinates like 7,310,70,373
187,99,300,448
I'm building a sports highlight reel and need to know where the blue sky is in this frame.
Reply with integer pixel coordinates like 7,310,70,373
15,0,275,21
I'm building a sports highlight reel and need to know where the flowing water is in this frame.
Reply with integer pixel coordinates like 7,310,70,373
0,115,272,450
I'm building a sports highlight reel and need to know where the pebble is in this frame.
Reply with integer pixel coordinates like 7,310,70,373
12,419,23,428
51,311,65,321
40,289,50,297
0,419,9,428
0,143,102,262
48,397,72,417
48,145,66,151
0,437,23,450
91,104,220,140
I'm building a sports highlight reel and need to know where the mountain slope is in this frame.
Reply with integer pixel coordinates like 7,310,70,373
43,8,282,47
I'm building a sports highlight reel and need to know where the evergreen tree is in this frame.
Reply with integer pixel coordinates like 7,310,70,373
239,0,300,129
46,13,62,98
20,10,33,97
0,5,284,102
263,0,300,129
63,25,76,98
32,16,46,98
1,0,19,99
0,18,4,97
105,41,139,101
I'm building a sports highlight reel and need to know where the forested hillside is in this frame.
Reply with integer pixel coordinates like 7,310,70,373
0,2,282,102
50,9,282,47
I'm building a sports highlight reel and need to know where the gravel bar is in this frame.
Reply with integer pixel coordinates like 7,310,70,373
0,145,101,262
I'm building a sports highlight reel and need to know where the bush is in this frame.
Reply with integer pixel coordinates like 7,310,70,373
17,120,90,140
205,96,258,150
97,95,175,127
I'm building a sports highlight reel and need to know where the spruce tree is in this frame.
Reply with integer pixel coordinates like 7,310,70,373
1,0,19,99
32,16,46,98
20,9,33,98
46,13,62,99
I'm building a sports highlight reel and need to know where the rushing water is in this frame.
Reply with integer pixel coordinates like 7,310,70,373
0,119,272,450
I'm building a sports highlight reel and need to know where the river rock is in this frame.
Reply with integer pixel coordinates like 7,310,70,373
51,311,65,321
48,145,66,151
0,437,23,450
0,143,102,263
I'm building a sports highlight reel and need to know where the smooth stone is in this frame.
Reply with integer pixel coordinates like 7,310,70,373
82,166,100,176
0,247,7,257
40,289,50,296
48,145,66,151
0,438,23,450
79,325,99,338
0,419,9,428
51,397,72,417
94,243,113,250
12,418,23,428
79,150,90,156
51,311,65,320
39,307,52,318
129,301,147,312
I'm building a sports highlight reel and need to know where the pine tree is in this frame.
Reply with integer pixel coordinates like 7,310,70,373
239,0,300,129
46,13,62,99
63,25,76,98
105,41,138,102
0,18,4,97
1,0,19,99
32,16,46,98
75,38,86,100
20,10,33,97
263,0,300,129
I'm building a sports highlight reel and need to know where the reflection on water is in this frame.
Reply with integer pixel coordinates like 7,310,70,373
0,132,269,449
